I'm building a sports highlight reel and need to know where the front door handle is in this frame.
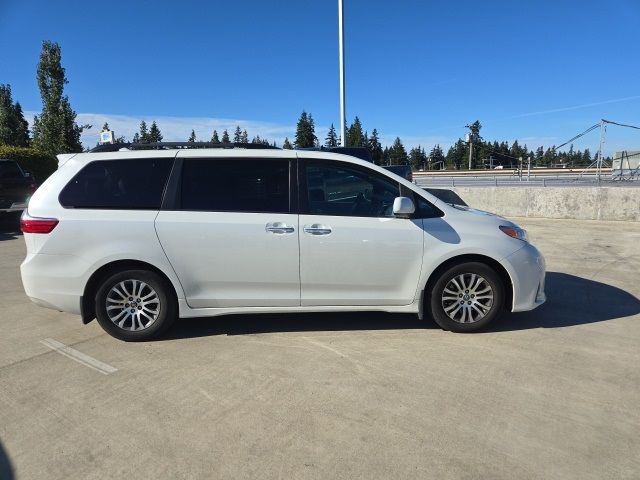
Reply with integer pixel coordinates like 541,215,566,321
265,222,295,234
303,224,332,235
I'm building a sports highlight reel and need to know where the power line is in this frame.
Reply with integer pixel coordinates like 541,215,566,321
554,123,600,151
602,119,640,130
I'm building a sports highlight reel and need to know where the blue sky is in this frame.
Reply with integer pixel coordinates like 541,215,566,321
1,0,639,154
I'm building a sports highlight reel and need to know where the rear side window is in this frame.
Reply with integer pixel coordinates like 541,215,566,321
59,158,173,209
180,158,290,213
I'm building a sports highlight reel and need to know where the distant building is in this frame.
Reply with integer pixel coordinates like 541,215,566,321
612,151,640,178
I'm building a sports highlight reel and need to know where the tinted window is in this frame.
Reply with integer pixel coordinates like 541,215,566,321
59,158,173,209
0,161,23,179
304,162,399,217
180,158,290,213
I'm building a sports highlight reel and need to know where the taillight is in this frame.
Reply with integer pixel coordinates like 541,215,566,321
20,216,59,234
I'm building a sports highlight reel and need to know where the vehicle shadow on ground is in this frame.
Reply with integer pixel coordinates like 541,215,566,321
0,213,22,241
162,272,640,340
0,440,14,480
491,271,640,331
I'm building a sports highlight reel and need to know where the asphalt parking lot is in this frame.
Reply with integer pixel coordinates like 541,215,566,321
0,214,639,480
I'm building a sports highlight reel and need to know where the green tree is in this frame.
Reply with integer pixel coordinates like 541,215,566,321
221,129,230,143
211,129,220,143
282,137,293,149
233,126,242,143
388,137,408,165
136,120,149,143
346,116,366,147
408,145,427,170
31,41,87,154
0,84,30,146
367,128,383,164
294,111,317,148
325,123,338,147
188,129,196,142
241,129,249,143
428,144,445,170
148,121,162,142
446,139,467,170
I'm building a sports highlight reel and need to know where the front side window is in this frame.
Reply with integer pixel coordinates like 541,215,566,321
180,158,290,213
304,162,400,217
59,158,173,209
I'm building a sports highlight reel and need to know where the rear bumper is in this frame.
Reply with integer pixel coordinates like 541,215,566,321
503,243,546,312
20,253,89,315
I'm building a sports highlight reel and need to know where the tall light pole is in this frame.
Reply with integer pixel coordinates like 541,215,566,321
338,0,346,146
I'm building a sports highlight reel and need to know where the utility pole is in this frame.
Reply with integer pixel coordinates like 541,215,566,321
597,119,606,184
527,156,531,181
465,121,481,170
338,0,346,147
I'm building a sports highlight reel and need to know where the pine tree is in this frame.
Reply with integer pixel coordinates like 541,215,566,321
148,121,162,142
138,120,149,143
294,111,317,148
211,129,220,143
233,126,242,143
31,41,87,154
283,137,293,149
408,146,427,170
188,129,196,142
368,128,383,164
221,129,230,143
325,123,338,147
132,133,140,143
0,84,30,146
388,137,408,165
428,144,445,170
241,129,249,143
347,116,365,147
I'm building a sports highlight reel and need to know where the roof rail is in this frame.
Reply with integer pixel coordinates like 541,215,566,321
90,142,280,153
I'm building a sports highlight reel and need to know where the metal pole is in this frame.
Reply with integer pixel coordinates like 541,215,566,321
527,156,531,181
597,119,606,184
338,0,346,147
468,139,473,170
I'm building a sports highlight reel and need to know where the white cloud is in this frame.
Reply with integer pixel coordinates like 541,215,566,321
24,111,298,148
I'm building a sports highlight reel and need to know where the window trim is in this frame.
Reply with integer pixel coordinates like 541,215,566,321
164,157,296,214
58,157,175,210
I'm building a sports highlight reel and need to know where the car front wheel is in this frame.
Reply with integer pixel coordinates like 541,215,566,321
429,262,504,332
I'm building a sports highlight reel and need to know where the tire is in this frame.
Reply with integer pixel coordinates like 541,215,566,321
95,269,177,341
429,262,504,333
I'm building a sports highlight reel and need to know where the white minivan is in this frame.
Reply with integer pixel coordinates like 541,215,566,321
20,144,545,341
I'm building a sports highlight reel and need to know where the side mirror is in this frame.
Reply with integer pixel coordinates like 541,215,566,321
393,196,415,216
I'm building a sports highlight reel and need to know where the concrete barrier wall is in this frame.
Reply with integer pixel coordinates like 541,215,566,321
450,186,640,222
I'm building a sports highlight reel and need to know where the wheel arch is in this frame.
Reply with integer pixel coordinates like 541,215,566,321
81,259,179,324
422,254,513,315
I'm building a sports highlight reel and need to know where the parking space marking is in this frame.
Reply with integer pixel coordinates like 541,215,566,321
40,338,117,375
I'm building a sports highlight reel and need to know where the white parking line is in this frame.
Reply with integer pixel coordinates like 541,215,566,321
40,338,117,375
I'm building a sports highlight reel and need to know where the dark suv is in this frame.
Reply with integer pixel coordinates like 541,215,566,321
0,159,37,215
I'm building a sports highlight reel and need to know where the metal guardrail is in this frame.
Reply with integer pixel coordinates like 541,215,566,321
414,174,640,188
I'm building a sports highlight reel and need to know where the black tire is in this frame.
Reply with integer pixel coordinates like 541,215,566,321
429,262,504,333
95,269,177,341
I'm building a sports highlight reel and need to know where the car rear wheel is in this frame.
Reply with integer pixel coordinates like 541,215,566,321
95,269,177,341
429,262,504,332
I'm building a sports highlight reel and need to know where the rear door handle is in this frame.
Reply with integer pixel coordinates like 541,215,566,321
265,222,295,234
303,224,332,235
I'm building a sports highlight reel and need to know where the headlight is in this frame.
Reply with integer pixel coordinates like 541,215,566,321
499,225,529,242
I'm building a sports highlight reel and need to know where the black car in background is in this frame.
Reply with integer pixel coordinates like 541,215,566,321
0,159,37,216
382,164,413,182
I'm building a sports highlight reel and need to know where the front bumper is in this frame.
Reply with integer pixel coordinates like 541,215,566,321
503,242,546,312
